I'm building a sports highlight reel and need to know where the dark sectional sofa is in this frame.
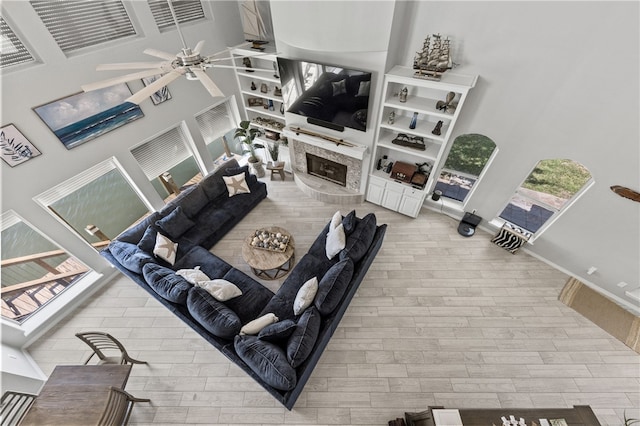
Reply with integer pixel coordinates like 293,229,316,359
101,158,387,409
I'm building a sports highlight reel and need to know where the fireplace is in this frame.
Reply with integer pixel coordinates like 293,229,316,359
306,153,347,187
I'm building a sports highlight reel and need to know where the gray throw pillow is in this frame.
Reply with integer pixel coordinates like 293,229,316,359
142,263,192,305
286,306,321,368
314,257,354,315
155,206,195,240
179,185,209,218
136,225,157,254
342,210,358,236
234,335,297,391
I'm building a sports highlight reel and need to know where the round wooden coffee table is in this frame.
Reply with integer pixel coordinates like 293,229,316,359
241,226,295,280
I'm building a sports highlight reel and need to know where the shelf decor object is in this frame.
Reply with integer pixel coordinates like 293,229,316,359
413,34,454,81
610,185,640,203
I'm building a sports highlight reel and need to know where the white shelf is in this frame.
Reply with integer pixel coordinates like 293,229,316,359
377,138,440,162
236,72,280,85
384,96,454,120
386,65,478,90
241,90,283,104
379,119,447,144
246,106,284,120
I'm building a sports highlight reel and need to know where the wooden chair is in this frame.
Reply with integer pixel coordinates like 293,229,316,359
75,332,147,365
98,387,150,426
1,390,37,426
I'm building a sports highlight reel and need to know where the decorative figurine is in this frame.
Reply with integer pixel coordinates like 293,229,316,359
260,83,268,93
280,103,285,114
399,87,408,103
250,81,257,90
274,86,282,96
273,62,279,79
436,91,457,113
409,112,418,129
243,57,254,72
388,111,396,124
413,33,453,81
432,120,443,135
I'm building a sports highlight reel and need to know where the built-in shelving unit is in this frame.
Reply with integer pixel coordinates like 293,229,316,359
367,65,477,217
230,44,290,170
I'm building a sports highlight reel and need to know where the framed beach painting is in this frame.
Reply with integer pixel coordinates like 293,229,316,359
1,124,42,167
33,84,144,150
141,75,172,105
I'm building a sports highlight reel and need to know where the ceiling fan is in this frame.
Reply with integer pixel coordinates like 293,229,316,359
81,1,273,105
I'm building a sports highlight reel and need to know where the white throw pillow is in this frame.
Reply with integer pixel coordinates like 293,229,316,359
240,313,279,335
153,233,178,265
196,279,242,302
325,223,346,260
223,172,251,196
293,277,319,315
176,266,210,284
329,210,342,230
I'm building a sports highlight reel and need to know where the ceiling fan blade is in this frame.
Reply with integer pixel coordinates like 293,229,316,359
191,68,224,98
193,40,205,55
143,48,176,61
127,70,184,104
81,69,168,92
96,61,168,71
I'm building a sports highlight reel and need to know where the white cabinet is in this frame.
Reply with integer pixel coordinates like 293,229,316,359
367,66,477,217
230,44,286,164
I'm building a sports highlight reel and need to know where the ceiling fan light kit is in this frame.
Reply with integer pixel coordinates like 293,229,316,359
81,1,274,105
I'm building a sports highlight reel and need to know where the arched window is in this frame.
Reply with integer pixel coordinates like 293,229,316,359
499,159,593,237
435,133,497,203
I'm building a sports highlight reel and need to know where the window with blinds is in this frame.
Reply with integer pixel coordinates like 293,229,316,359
148,0,205,31
0,17,35,68
30,0,136,54
130,125,192,180
195,100,236,146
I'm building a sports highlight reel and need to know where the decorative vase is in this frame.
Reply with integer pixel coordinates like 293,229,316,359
409,112,418,129
399,87,408,103
248,157,265,178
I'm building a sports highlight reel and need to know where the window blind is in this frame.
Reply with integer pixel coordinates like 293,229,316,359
131,126,192,180
148,0,205,31
0,17,35,68
30,0,136,54
195,101,235,145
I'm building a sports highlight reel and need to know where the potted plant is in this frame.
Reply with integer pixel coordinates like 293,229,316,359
267,140,284,167
234,120,265,177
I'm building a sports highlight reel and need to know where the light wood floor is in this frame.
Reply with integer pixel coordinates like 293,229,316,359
27,177,639,425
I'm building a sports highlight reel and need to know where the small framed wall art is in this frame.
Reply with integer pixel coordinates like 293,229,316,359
1,123,42,167
141,75,172,105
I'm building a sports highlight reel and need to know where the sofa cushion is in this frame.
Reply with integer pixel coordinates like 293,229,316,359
116,212,160,244
155,206,195,240
258,319,297,343
223,165,250,179
109,240,154,274
240,313,279,336
195,279,242,302
187,287,242,339
142,263,192,305
287,306,321,368
234,335,297,391
314,257,354,315
179,185,210,218
173,247,233,280
223,172,251,197
153,233,178,265
221,268,274,323
340,212,377,263
293,277,318,315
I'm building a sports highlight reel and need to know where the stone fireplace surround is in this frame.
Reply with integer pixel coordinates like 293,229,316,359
282,128,368,204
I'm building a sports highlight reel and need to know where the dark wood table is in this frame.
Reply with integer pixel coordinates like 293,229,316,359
410,405,601,426
20,364,132,425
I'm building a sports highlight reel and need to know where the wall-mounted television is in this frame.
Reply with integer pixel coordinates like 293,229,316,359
277,57,371,133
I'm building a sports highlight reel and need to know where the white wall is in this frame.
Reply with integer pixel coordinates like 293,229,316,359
0,1,246,348
395,1,639,309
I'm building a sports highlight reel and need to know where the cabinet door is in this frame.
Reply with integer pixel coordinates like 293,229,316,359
398,193,424,217
367,181,385,205
381,186,403,211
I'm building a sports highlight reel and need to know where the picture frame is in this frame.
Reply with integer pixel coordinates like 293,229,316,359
1,123,42,167
33,83,144,150
141,74,172,105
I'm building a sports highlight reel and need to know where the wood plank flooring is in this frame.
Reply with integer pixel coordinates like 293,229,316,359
26,177,639,425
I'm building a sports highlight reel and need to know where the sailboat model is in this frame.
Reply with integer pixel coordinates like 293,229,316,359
413,34,452,81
